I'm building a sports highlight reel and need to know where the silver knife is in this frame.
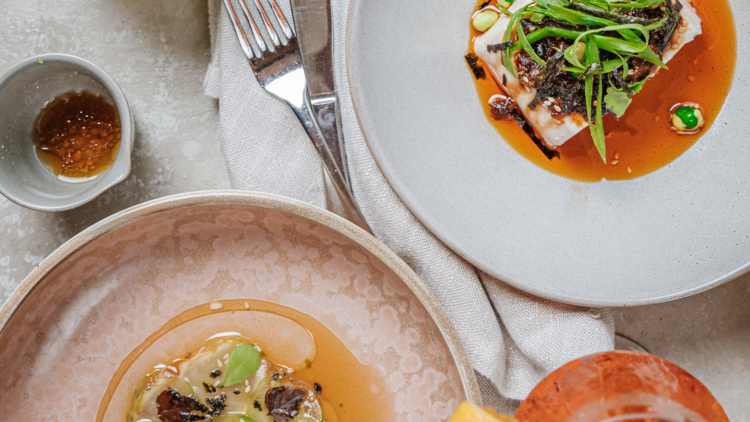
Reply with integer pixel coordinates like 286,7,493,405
290,0,371,232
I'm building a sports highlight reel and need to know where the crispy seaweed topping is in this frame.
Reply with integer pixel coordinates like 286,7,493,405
654,0,684,54
476,0,687,162
465,53,486,79
488,41,515,53
568,1,653,25
531,51,567,89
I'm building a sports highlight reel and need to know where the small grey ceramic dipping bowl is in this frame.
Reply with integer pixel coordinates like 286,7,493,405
0,54,133,212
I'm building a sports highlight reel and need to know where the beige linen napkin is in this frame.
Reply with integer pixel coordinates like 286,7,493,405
205,0,615,413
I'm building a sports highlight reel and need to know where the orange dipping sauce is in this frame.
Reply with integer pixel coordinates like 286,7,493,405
33,90,121,179
468,0,736,181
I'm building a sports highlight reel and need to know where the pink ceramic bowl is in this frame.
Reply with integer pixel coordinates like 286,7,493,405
0,191,480,421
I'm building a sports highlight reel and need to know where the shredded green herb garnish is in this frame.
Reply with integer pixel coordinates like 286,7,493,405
485,0,680,162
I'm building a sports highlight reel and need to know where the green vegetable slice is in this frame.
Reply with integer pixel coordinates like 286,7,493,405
604,86,632,118
517,21,546,66
221,344,261,387
502,4,534,78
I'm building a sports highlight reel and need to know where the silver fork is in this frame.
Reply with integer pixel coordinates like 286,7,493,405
221,0,371,233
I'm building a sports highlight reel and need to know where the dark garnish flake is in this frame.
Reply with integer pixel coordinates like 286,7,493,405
210,369,222,379
314,383,322,394
531,51,566,89
465,53,486,80
488,41,515,53
568,1,653,25
202,382,217,394
205,392,228,415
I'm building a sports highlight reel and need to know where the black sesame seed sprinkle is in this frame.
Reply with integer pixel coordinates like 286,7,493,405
314,383,322,394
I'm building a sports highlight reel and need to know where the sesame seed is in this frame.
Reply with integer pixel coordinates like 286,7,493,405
37,58,43,64
654,116,661,122
244,302,250,309
679,26,687,33
210,302,223,310
627,166,632,174
525,87,532,93
693,59,698,65
245,380,250,386
547,97,554,103
217,359,223,367
214,379,222,386
223,353,230,360
677,36,685,43
612,160,619,166
553,105,562,112
688,76,695,82
615,153,619,160
245,386,251,393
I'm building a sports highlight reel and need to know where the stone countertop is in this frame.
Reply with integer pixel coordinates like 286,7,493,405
0,1,747,420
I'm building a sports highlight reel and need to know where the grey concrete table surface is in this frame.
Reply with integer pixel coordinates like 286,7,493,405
0,1,747,420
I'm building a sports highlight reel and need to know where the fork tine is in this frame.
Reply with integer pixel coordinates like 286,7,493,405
250,0,281,47
221,0,256,59
266,0,294,40
238,0,268,53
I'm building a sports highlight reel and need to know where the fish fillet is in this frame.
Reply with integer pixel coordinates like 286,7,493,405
474,0,702,147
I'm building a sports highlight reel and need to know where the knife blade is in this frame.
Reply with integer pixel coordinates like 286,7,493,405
290,0,350,189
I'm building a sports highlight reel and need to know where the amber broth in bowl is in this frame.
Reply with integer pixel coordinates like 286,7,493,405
102,300,390,422
467,0,736,182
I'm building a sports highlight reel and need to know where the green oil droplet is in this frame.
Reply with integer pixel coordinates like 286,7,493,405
675,106,698,129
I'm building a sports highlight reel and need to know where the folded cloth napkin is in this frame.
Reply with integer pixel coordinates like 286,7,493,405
205,0,615,413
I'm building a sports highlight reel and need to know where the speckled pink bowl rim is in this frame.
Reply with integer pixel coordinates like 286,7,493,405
0,190,481,406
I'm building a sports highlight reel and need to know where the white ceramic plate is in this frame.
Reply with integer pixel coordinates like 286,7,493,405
347,0,749,306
